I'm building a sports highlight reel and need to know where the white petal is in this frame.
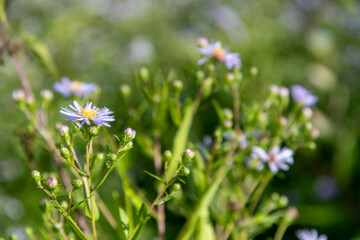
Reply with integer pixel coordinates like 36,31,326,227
276,147,293,161
268,162,279,174
252,146,269,161
270,146,280,155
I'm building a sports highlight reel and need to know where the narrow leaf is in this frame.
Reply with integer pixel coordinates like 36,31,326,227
144,170,165,183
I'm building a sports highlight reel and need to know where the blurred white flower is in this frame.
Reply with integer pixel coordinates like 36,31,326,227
296,229,327,240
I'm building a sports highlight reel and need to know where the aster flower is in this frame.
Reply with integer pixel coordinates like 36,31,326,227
60,101,115,129
251,146,294,174
54,77,97,98
296,229,327,240
291,85,318,107
223,52,241,69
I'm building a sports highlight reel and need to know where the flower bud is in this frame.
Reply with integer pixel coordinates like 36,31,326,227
58,125,71,145
173,183,181,192
106,153,117,167
208,64,215,72
225,73,235,83
173,80,183,92
284,206,299,222
197,37,208,48
250,67,258,77
60,201,68,210
278,196,289,208
39,199,50,212
72,179,83,190
279,87,289,98
163,150,172,162
182,167,191,176
223,119,233,129
40,89,53,101
60,147,71,160
196,70,205,82
123,128,136,142
12,89,26,101
311,128,320,138
46,176,58,190
305,122,312,132
182,149,195,165
31,170,41,184
120,84,131,98
89,126,99,137
223,108,233,120
301,107,313,120
269,85,279,95
140,67,149,81
202,77,213,99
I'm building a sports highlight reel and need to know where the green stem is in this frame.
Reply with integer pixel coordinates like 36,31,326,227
248,172,273,214
86,137,97,240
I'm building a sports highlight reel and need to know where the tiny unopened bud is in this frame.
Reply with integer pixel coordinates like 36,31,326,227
94,153,105,163
278,196,289,207
40,89,53,101
58,125,69,136
183,149,195,165
123,128,136,142
163,150,172,162
60,201,68,210
223,108,233,120
173,183,181,192
280,117,288,127
305,122,312,132
12,89,26,101
120,84,131,98
26,96,35,105
279,87,289,98
225,73,235,83
46,177,58,189
140,67,149,80
173,80,183,92
60,147,71,159
285,206,299,221
311,128,320,138
107,153,117,162
208,64,215,71
31,170,41,184
182,167,191,176
39,199,49,212
72,179,83,190
89,126,99,137
302,107,313,120
250,67,258,77
269,85,279,95
306,142,316,150
197,37,208,48
196,71,205,82
223,119,233,129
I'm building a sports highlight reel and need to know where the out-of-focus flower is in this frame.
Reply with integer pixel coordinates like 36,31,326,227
12,89,26,101
197,37,209,48
40,89,53,101
251,146,294,174
196,40,241,69
60,101,115,128
54,77,97,98
238,135,249,149
291,85,318,106
223,52,241,69
296,229,327,240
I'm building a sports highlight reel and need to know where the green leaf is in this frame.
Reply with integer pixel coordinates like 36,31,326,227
144,170,165,183
168,99,182,126
117,208,129,240
167,99,195,178
156,195,174,205
130,203,149,240
0,0,8,25
21,32,59,78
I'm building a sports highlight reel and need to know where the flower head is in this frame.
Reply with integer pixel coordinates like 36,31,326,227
60,101,115,129
251,146,294,174
296,229,327,240
54,77,97,98
196,40,241,69
12,89,26,101
291,85,318,107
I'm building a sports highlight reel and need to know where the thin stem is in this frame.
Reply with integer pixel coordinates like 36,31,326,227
86,137,97,240
154,132,165,240
70,144,82,170
232,83,241,134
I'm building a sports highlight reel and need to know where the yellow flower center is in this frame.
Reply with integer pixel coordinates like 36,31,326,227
69,81,83,91
80,108,98,119
212,47,226,60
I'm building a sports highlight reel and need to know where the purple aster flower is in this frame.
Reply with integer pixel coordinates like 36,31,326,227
223,52,241,69
296,229,327,240
54,77,97,98
251,146,294,174
60,101,115,129
196,41,227,65
291,85,318,107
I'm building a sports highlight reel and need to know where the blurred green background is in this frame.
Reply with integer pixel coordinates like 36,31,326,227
1,0,360,239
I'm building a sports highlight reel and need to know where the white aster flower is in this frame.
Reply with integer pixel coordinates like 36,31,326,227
251,146,294,174
60,101,115,129
296,229,327,240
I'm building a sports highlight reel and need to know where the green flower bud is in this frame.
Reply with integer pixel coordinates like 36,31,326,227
60,201,68,210
278,196,289,208
223,119,233,129
12,89,26,102
39,199,50,212
40,89,53,101
46,176,58,190
106,153,117,167
140,67,149,81
173,80,183,92
120,84,131,98
182,167,190,176
250,67,258,77
89,126,99,137
202,77,213,99
123,128,136,142
301,107,313,120
305,122,312,132
225,73,235,83
208,64,215,72
60,147,71,160
163,150,172,162
182,149,195,165
72,179,83,190
223,108,233,120
173,183,181,192
196,70,205,82
31,170,41,184
58,125,71,145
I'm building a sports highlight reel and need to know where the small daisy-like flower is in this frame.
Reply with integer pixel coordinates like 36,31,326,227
54,77,97,98
223,52,241,69
12,89,26,101
196,40,241,70
251,146,294,174
60,101,115,129
296,229,327,240
291,85,318,107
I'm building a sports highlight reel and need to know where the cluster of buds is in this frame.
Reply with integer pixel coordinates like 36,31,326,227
123,128,136,143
